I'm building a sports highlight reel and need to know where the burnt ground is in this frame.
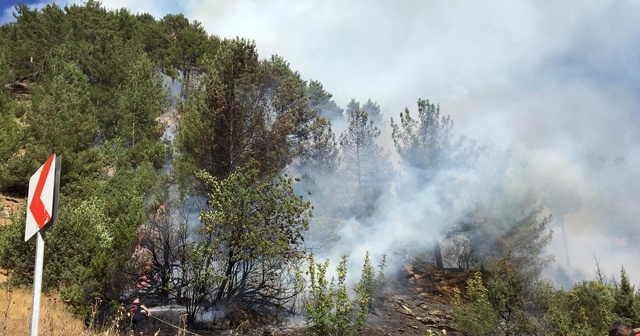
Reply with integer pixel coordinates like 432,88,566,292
165,260,472,336
361,261,471,336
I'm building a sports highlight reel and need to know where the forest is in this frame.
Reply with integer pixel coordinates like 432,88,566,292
0,2,638,335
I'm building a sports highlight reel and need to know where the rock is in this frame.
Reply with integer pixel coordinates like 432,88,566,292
395,302,415,316
428,309,447,318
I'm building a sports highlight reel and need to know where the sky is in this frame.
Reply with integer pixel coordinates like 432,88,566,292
2,0,640,284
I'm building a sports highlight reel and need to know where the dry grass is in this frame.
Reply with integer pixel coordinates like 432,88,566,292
0,288,92,336
0,288,187,336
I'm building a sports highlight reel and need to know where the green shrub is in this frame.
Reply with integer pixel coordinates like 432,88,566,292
304,252,385,336
452,272,497,336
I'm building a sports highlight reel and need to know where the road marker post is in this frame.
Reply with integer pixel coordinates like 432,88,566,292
25,154,61,336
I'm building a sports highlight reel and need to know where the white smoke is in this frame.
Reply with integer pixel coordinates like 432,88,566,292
4,0,640,285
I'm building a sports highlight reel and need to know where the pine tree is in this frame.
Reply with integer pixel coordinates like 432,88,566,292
339,99,392,218
613,267,637,324
390,99,461,268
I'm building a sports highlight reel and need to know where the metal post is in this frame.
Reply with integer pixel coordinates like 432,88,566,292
30,230,45,336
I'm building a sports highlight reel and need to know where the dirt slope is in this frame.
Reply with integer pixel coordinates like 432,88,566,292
355,261,468,336
0,194,23,226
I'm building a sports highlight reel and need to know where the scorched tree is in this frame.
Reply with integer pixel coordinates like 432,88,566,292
183,161,312,322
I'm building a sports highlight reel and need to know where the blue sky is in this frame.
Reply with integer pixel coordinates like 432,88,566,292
2,0,640,281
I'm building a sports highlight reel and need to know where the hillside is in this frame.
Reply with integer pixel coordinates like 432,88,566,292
114,270,468,336
1,3,636,336
0,262,468,336
1,193,467,336
358,263,468,336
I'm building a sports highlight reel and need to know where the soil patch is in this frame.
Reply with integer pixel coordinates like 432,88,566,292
1,193,24,225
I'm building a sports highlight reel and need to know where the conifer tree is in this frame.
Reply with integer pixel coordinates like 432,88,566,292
339,99,392,218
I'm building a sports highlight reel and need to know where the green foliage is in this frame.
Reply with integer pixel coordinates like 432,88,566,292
454,267,638,336
613,267,638,325
158,13,211,86
27,60,99,178
391,98,455,182
93,164,157,265
453,254,553,336
0,209,35,284
339,99,392,218
0,155,38,196
452,272,498,336
184,161,311,321
0,2,169,317
565,280,616,335
535,280,574,336
306,79,343,120
0,43,15,84
493,205,554,279
175,37,263,180
356,251,387,313
0,63,34,194
176,38,314,182
46,197,111,316
304,253,371,336
459,203,554,282
486,255,539,335
294,115,340,178
0,0,331,327
0,1,171,195
0,164,157,316
534,279,613,336
481,261,628,336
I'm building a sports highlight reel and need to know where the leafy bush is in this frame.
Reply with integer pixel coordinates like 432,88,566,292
304,252,386,336
452,272,497,336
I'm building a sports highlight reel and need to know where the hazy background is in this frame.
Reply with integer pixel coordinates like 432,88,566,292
3,0,640,284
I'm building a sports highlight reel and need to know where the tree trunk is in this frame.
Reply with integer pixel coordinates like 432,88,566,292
434,238,443,269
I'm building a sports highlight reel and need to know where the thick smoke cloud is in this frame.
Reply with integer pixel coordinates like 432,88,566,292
3,0,640,283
